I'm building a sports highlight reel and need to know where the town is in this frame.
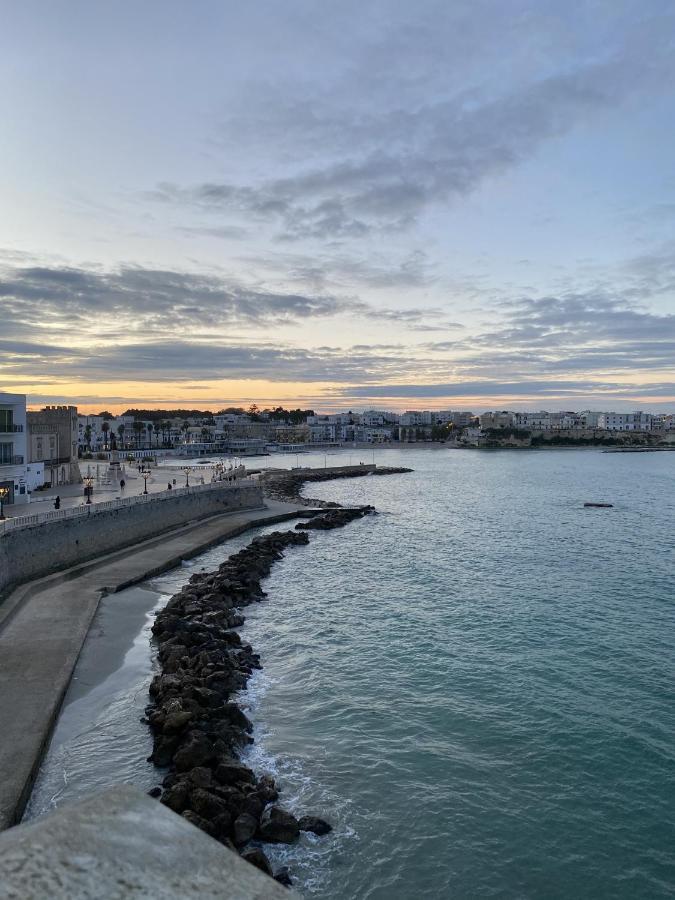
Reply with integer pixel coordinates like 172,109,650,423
1,389,673,509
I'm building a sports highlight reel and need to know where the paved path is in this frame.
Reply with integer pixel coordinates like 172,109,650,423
0,498,309,831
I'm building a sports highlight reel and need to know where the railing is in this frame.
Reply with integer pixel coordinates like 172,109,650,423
0,475,255,536
0,456,24,466
0,424,23,433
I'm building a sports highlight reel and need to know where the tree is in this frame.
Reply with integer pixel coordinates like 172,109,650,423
181,420,190,444
101,420,110,450
248,403,260,420
146,423,153,447
84,424,92,450
162,421,171,446
117,423,125,448
154,423,161,447
201,426,211,443
132,420,143,448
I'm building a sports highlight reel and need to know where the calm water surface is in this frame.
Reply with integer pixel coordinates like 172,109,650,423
29,448,675,899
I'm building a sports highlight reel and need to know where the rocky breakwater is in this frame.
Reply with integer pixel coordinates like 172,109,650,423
146,517,366,887
262,464,413,507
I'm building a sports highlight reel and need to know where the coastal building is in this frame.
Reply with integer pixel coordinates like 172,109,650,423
597,412,654,431
479,411,517,430
0,392,29,506
27,406,81,485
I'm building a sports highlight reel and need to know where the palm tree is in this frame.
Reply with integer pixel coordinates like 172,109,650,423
162,421,171,446
146,423,153,448
84,424,92,450
117,423,125,448
132,420,143,448
154,423,161,447
201,426,210,443
181,421,190,444
101,420,110,450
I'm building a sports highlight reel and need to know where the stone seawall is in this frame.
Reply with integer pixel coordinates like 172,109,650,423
0,482,264,598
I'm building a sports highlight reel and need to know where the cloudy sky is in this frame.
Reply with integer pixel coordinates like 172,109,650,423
1,0,675,412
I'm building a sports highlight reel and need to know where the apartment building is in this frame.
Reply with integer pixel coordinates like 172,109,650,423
0,392,29,505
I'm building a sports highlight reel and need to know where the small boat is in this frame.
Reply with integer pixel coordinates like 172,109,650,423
584,502,613,508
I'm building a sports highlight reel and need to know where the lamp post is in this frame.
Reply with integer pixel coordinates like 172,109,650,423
140,467,149,494
0,486,9,520
84,475,94,504
182,466,192,487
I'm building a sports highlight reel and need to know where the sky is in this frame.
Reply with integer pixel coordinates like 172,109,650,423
1,0,675,414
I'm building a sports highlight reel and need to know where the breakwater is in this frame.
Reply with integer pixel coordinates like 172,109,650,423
261,464,413,506
146,507,377,887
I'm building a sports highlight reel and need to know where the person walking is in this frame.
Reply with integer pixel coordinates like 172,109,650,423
53,495,60,510
120,479,126,490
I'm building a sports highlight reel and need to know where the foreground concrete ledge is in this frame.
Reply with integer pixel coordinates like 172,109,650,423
0,785,295,899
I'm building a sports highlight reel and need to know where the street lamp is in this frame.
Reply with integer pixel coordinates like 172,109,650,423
0,485,9,520
140,467,150,494
182,466,192,487
84,475,94,504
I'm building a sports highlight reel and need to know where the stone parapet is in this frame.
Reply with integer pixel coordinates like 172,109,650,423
0,785,293,899
0,481,264,597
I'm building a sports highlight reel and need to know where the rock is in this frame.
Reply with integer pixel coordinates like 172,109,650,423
298,815,332,835
181,809,217,837
232,812,258,847
162,710,193,733
257,774,279,804
190,788,231,821
241,848,273,877
147,786,162,799
150,734,180,767
173,732,214,771
214,759,256,786
274,867,293,887
186,766,214,789
258,807,300,844
160,780,190,814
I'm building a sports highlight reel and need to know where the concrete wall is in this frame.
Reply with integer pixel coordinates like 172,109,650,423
0,785,293,899
0,481,263,597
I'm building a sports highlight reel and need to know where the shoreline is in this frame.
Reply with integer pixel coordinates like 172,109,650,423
0,498,314,831
3,466,409,831
143,469,412,885
15,463,412,891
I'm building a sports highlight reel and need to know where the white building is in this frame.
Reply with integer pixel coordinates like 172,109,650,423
597,412,653,431
0,392,30,506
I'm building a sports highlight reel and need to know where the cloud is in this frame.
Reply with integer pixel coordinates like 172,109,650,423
0,261,439,342
149,10,675,240
340,380,675,400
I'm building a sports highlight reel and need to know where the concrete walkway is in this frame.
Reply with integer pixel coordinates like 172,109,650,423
0,499,309,831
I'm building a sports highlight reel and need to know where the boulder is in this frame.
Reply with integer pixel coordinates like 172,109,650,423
162,710,193,733
173,733,214,771
181,809,217,837
274,867,293,887
232,812,258,847
214,759,256,786
190,788,231,821
241,848,273,877
298,815,332,836
160,780,190,814
258,807,300,844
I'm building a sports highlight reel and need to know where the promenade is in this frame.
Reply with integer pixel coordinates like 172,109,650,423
0,497,310,831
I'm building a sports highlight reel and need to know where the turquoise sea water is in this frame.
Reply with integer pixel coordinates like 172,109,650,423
28,448,675,898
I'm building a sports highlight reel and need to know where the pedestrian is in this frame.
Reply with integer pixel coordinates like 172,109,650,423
172,478,176,485
168,482,172,490
54,495,60,510
120,479,125,490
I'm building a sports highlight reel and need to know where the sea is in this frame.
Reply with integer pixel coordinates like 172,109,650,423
26,447,675,899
